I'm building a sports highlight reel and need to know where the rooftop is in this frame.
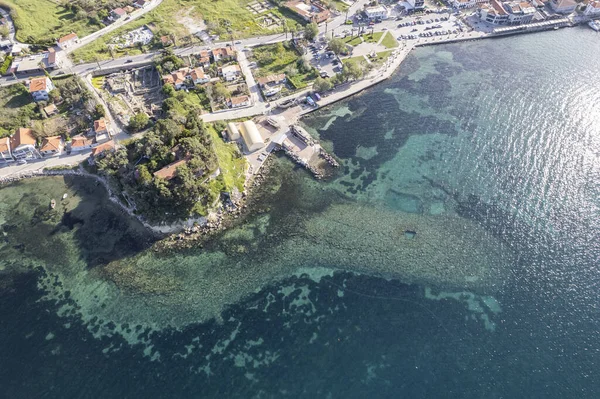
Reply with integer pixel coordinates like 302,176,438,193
10,128,36,150
40,136,62,152
29,77,49,93
58,32,78,43
153,159,189,180
94,119,108,133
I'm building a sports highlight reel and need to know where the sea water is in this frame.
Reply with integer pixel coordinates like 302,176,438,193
1,28,599,397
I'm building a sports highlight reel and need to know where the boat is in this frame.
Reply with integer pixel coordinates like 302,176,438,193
62,193,68,200
588,20,600,32
50,199,56,209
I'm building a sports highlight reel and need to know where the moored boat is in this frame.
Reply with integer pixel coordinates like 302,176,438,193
50,199,56,209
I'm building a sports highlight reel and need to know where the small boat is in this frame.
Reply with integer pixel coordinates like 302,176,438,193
50,199,56,209
62,193,68,200
553,26,559,31
588,20,600,32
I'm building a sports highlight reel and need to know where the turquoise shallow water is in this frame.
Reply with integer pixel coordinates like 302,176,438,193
1,28,600,397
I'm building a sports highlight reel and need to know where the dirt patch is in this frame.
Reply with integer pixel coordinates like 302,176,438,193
175,7,207,35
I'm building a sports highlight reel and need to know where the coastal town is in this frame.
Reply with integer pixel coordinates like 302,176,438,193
0,0,599,228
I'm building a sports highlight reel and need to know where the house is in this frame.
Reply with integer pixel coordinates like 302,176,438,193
239,120,264,153
29,77,55,102
584,0,600,16
257,73,287,88
549,0,577,13
90,141,116,163
39,136,63,156
111,8,127,20
44,104,58,117
70,135,94,152
133,0,149,8
450,0,487,9
153,159,189,180
198,50,211,68
406,0,425,10
220,64,241,82
57,32,78,49
14,52,56,74
257,73,286,96
478,0,535,25
284,0,331,23
10,128,38,159
364,5,389,20
211,46,236,62
227,95,251,109
162,69,189,90
190,67,210,84
0,137,13,163
93,119,111,143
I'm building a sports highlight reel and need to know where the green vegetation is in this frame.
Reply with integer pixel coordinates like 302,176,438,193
208,124,246,193
95,91,246,222
304,22,318,41
363,31,384,44
313,76,333,93
128,112,150,132
380,32,399,49
91,76,105,89
0,76,93,138
0,55,13,75
71,0,306,63
251,41,317,90
0,0,128,45
343,35,362,46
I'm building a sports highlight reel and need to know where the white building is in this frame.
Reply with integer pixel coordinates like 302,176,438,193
364,5,388,20
479,0,534,25
10,128,38,159
29,77,54,102
56,32,78,49
221,64,241,82
450,0,487,9
227,122,241,141
239,120,264,153
584,0,600,16
406,0,425,10
227,95,251,109
39,136,64,156
549,0,577,14
190,67,210,85
70,135,94,152
0,137,13,163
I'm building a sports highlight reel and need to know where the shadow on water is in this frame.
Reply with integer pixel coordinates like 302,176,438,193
1,175,156,269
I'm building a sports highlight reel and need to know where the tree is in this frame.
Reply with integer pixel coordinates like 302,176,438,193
94,104,105,119
304,22,319,42
328,38,346,55
341,61,365,82
48,88,61,103
212,82,230,102
313,76,333,92
128,112,150,132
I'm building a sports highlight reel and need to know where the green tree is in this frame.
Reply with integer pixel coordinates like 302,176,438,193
328,38,346,55
313,76,333,92
212,82,230,102
155,118,182,146
128,112,150,132
137,165,153,185
304,22,319,42
94,104,105,119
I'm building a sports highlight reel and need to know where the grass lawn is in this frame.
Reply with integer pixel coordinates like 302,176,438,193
0,83,35,137
363,31,384,44
71,0,306,63
0,0,101,44
251,41,317,89
343,35,363,46
380,32,399,49
342,55,368,66
369,50,393,67
209,126,247,192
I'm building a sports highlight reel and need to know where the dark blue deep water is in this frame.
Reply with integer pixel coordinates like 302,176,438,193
1,28,600,397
